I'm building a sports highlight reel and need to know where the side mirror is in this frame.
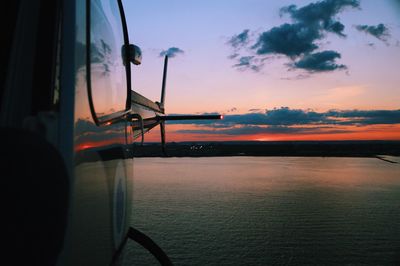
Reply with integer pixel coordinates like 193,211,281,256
123,44,142,66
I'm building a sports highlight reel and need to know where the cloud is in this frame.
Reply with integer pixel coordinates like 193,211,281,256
228,0,361,73
177,125,349,136
252,23,320,57
293,50,347,72
159,47,185,58
226,107,238,113
233,56,263,72
257,0,360,55
249,108,264,113
355,24,390,42
280,0,360,36
168,108,400,127
228,53,240,59
326,109,400,125
168,108,325,126
233,56,254,67
171,107,400,136
228,29,250,49
281,73,311,80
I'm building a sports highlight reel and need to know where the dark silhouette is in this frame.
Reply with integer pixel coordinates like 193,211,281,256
1,128,69,266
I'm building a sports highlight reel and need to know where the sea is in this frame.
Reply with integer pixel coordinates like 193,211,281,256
123,157,400,265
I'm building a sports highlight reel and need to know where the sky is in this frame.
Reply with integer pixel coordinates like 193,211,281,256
122,0,400,142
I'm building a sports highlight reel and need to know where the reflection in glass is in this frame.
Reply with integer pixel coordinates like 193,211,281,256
90,0,127,118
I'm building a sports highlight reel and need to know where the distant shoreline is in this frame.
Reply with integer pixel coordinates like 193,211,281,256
132,140,400,159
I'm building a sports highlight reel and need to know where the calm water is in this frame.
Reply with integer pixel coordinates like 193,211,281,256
124,157,400,265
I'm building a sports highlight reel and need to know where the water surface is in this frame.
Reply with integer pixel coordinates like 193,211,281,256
125,157,400,265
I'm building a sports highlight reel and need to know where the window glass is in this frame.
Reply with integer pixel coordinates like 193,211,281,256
90,0,127,119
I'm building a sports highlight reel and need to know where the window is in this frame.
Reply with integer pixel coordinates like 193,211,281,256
89,0,128,123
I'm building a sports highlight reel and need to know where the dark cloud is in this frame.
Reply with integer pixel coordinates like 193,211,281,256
355,24,390,42
228,29,250,49
327,21,346,36
228,0,362,73
228,107,324,126
169,108,326,126
226,107,238,113
326,109,400,125
249,108,264,113
280,0,360,36
159,47,184,58
177,125,349,136
293,50,346,72
252,23,320,57
255,0,360,56
168,108,400,127
264,107,326,125
172,107,400,136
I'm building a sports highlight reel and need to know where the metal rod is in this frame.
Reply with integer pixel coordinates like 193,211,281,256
159,114,222,121
160,55,168,107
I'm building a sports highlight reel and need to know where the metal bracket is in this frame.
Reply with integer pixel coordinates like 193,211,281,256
129,114,144,145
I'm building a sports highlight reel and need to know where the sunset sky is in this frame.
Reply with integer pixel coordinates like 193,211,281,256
123,0,400,142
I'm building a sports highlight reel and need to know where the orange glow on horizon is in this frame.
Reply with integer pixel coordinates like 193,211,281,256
75,136,127,152
142,124,400,143
73,123,400,150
